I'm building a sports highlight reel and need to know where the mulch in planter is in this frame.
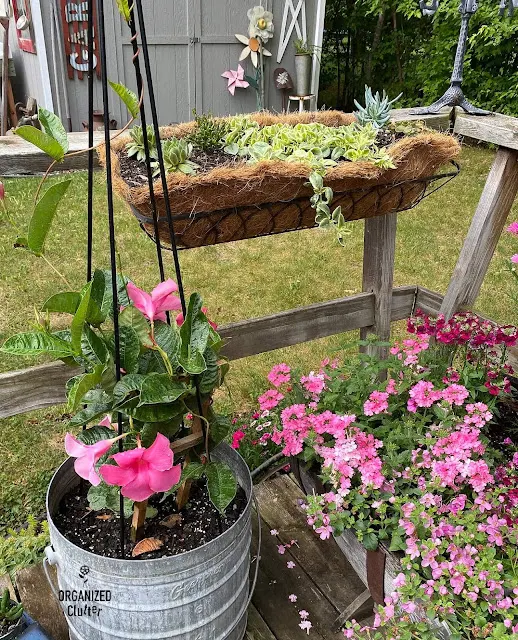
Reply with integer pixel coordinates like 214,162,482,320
54,479,247,560
99,110,460,249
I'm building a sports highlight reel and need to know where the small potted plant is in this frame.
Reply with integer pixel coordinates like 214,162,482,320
293,38,316,97
0,590,24,640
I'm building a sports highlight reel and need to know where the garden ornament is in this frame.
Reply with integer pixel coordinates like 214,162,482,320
274,67,294,110
222,64,250,95
411,0,491,115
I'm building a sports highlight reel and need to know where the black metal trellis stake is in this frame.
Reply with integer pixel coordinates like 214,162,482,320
96,0,126,559
87,0,94,283
133,0,187,317
127,9,167,290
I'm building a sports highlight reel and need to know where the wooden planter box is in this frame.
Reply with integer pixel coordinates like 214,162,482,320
100,111,460,249
291,458,451,639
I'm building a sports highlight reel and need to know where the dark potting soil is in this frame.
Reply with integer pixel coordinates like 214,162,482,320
53,480,247,560
117,147,243,188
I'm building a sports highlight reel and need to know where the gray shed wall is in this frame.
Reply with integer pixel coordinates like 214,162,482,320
19,0,325,131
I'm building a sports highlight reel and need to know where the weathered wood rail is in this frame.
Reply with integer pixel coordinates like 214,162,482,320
1,106,518,632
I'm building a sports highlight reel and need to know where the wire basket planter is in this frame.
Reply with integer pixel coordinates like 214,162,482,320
132,161,460,250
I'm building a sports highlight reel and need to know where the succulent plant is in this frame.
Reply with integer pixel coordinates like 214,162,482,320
0,589,23,629
186,111,230,152
154,138,199,176
126,125,158,163
354,86,403,129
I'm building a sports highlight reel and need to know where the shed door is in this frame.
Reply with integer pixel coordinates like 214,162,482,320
115,0,196,124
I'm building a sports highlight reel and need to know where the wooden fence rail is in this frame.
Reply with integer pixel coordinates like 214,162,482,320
1,106,518,420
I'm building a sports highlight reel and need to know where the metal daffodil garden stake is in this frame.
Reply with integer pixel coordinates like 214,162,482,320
0,1,255,638
235,5,274,109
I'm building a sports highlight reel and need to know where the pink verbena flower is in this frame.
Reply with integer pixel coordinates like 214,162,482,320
511,255,518,264
441,383,469,406
300,371,326,396
65,433,120,486
363,390,389,416
100,433,181,502
507,222,518,236
267,363,291,387
127,279,181,323
258,389,284,411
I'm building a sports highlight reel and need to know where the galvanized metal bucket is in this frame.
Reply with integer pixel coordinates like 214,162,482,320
45,443,252,640
294,54,312,97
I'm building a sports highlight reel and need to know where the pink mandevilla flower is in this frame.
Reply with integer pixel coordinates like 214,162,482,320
176,307,218,330
65,433,120,486
100,433,181,502
126,278,182,323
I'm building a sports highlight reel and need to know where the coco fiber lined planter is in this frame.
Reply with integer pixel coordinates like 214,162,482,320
101,111,460,249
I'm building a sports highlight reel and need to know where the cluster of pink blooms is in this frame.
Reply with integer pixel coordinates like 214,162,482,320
508,221,518,263
389,333,430,366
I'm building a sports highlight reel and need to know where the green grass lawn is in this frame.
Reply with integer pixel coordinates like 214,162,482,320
1,143,518,532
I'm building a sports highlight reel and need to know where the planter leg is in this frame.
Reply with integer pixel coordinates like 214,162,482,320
334,589,372,630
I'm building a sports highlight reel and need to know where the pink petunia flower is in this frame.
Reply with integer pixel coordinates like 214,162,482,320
127,279,181,323
100,433,181,502
65,433,121,486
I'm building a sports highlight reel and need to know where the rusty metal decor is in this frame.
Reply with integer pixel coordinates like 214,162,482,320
60,0,101,80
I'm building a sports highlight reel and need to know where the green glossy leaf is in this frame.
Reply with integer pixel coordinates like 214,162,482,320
179,293,210,374
67,364,104,411
90,269,129,319
126,400,185,423
69,402,113,427
139,373,190,406
14,126,65,162
70,283,92,354
209,412,232,445
118,325,141,374
76,425,115,445
141,418,183,447
27,180,72,255
112,374,146,407
42,291,81,314
153,320,180,363
81,325,109,364
205,461,237,513
198,348,221,395
119,306,152,347
109,81,139,118
38,107,69,155
0,332,75,358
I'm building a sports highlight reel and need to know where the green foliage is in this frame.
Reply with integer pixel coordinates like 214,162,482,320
293,38,318,55
126,125,157,163
24,180,72,256
205,461,237,513
0,515,49,578
319,0,518,115
222,120,394,170
15,107,69,162
154,139,199,176
115,0,131,22
109,81,140,119
0,589,23,628
354,85,402,129
87,483,133,518
185,111,230,152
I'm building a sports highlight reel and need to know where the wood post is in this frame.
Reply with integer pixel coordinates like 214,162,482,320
360,212,398,360
440,147,518,318
1,17,9,136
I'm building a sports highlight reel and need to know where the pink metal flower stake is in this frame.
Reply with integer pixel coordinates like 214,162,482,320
221,64,250,95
